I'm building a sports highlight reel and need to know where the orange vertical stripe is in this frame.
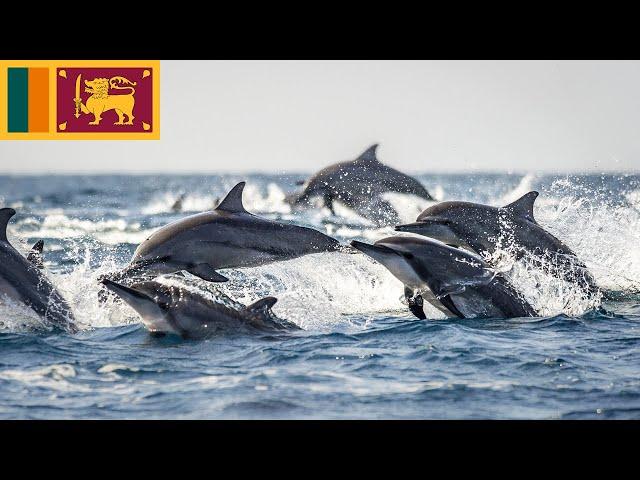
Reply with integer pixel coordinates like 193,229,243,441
28,68,49,132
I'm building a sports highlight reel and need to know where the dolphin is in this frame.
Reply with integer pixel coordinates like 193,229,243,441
115,181,342,284
101,278,299,338
0,209,77,333
285,144,434,226
350,236,537,320
395,192,598,294
170,193,187,213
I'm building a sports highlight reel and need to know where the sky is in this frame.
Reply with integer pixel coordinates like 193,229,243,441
2,60,639,174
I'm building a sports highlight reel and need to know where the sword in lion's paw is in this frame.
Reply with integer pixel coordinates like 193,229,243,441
74,73,82,118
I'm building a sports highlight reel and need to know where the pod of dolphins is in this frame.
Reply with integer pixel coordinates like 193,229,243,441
0,145,597,339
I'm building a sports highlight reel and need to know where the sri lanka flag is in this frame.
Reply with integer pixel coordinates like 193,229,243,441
7,67,49,132
1,60,159,140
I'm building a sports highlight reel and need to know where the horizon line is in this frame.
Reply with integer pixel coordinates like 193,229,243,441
0,169,638,177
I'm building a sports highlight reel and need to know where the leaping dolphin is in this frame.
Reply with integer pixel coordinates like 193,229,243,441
350,236,537,320
285,144,434,226
396,192,598,294
0,209,77,333
115,182,342,283
170,193,186,213
101,279,299,338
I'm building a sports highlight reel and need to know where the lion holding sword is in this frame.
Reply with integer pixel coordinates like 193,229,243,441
74,75,137,125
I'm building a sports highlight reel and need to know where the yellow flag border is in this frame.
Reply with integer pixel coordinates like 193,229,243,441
0,60,160,140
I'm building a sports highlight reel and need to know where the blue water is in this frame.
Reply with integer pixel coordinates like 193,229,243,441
1,173,639,419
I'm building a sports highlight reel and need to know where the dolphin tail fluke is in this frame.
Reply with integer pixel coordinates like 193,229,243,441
30,239,44,253
27,239,45,269
186,264,228,283
0,207,16,242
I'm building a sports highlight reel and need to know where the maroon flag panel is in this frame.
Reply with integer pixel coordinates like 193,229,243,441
57,67,154,133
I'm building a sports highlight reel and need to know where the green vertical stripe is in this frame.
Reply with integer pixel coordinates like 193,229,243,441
8,68,28,132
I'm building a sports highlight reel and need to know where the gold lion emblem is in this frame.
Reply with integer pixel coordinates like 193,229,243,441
74,75,137,125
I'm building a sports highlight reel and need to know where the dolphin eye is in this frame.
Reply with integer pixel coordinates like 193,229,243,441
402,252,414,260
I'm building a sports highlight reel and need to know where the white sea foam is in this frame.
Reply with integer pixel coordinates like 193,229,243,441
0,364,90,393
534,188,640,294
626,189,640,211
217,252,421,330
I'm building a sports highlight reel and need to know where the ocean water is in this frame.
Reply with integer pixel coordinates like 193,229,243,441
1,172,639,419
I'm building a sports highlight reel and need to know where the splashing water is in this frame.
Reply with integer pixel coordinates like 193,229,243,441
0,173,639,419
537,177,640,293
2,173,638,332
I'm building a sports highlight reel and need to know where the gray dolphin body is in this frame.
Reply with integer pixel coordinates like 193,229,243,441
396,192,598,294
285,144,433,226
350,236,536,320
0,209,76,333
102,279,299,338
117,182,342,283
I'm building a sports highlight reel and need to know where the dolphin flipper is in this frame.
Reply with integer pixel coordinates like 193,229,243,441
323,192,336,215
187,264,229,282
245,296,278,314
438,295,465,319
404,286,426,320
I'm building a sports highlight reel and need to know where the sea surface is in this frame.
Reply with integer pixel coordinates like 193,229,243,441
1,172,639,419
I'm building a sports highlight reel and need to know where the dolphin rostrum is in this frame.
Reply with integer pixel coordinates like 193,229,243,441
285,144,434,226
350,236,537,320
116,181,342,283
101,278,299,338
396,192,598,294
0,209,77,333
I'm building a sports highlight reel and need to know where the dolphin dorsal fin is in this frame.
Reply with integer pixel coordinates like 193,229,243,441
504,191,538,222
245,296,278,314
355,144,380,164
215,182,247,213
0,208,16,242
